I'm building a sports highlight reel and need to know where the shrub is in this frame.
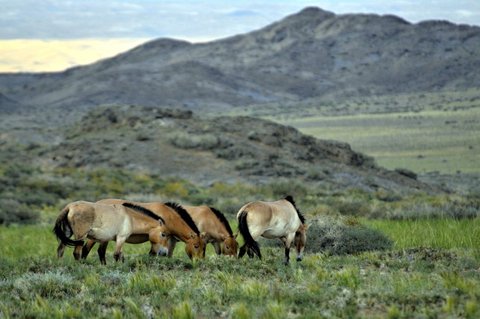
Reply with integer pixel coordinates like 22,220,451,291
305,216,392,255
269,180,308,199
259,215,392,255
0,199,38,225
169,132,219,150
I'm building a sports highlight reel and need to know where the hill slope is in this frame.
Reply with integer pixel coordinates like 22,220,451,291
16,105,434,195
1,7,479,114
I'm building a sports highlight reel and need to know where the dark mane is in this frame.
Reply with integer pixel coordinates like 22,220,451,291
285,195,306,224
164,202,200,235
123,202,165,224
209,207,233,236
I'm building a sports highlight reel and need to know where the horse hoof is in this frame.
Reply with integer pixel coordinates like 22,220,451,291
296,257,303,262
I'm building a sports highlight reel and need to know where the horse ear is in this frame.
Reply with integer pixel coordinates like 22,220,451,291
158,216,165,226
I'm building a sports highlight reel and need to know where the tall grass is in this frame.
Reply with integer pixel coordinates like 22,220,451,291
364,218,480,249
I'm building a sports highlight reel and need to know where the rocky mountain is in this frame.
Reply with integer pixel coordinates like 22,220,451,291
1,7,479,114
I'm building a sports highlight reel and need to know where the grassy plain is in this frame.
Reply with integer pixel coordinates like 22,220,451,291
1,218,479,318
364,218,480,249
227,90,480,175
278,108,480,174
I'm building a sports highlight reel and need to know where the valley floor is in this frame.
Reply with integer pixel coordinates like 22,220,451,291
280,107,480,175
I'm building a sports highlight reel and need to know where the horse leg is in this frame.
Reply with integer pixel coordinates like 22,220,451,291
73,244,83,261
247,248,255,258
113,236,127,262
282,234,295,265
81,239,96,259
97,242,108,265
213,241,222,255
167,237,177,258
284,246,291,265
256,247,262,260
57,242,66,258
238,244,247,258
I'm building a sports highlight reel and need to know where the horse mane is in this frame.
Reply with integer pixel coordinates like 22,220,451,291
122,202,165,224
209,207,234,236
164,202,200,235
285,195,306,224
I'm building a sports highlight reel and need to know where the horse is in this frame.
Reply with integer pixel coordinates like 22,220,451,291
82,199,207,260
54,201,168,265
236,195,307,264
181,205,238,256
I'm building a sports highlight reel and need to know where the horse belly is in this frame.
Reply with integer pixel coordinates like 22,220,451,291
126,234,148,244
262,228,288,239
261,220,299,239
89,227,118,241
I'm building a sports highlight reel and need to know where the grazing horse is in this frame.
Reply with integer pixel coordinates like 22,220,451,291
237,195,307,264
181,205,238,256
82,199,206,260
54,201,168,264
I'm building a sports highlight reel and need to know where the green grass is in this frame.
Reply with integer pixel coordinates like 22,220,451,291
279,108,480,174
364,218,480,249
1,220,479,318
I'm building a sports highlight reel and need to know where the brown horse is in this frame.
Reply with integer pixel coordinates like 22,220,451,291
181,205,238,256
82,199,206,260
54,201,168,264
237,195,307,264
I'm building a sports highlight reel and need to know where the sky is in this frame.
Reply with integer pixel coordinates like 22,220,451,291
1,0,479,72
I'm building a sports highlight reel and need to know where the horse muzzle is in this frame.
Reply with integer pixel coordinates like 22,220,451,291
157,247,168,257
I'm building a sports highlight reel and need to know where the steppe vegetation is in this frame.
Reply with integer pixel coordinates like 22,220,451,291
1,163,479,318
1,91,478,318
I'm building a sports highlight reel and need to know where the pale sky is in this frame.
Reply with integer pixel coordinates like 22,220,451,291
1,0,479,72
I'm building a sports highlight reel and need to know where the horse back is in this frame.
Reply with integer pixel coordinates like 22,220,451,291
184,205,229,240
96,199,164,227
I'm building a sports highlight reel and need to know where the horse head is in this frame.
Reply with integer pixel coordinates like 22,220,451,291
294,223,308,261
221,234,239,257
149,226,169,257
185,232,207,259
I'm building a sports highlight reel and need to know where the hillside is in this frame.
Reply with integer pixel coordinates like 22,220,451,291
1,7,479,115
2,104,433,195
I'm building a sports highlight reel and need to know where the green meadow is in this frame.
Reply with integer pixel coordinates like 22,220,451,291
1,213,479,318
279,108,480,174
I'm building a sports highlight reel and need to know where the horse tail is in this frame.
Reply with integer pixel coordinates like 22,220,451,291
53,206,84,247
238,211,261,258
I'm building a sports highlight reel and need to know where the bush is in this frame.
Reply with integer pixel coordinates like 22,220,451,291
305,216,392,255
259,215,392,255
169,132,219,150
0,199,38,225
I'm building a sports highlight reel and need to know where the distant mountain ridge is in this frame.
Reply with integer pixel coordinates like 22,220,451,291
1,6,479,113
